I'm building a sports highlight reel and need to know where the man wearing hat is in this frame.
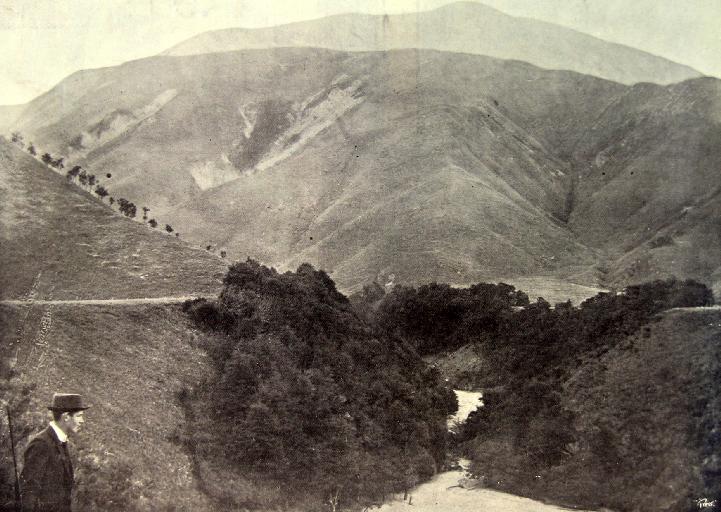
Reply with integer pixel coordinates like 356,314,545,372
19,393,89,512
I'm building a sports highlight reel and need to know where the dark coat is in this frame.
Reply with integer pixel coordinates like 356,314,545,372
19,426,74,512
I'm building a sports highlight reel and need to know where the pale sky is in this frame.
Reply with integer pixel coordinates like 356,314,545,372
1,0,720,105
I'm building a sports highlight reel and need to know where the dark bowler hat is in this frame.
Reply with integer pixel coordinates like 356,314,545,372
47,393,90,412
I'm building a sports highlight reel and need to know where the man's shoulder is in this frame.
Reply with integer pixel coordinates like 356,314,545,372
26,427,54,450
22,428,54,471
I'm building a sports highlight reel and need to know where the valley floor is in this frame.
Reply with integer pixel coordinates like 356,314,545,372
377,390,594,512
376,462,592,512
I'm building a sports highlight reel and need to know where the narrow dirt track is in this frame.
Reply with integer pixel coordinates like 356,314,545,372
0,296,212,306
376,468,593,512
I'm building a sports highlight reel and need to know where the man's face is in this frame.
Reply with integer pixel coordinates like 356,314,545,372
61,411,85,435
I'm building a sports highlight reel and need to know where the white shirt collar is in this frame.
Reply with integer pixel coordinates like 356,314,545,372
49,421,68,443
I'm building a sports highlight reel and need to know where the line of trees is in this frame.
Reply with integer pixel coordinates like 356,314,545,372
6,133,241,251
13,134,231,249
9,132,181,236
41,152,64,169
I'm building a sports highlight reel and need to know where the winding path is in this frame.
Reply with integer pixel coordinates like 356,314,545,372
0,296,211,306
375,468,591,512
377,390,592,512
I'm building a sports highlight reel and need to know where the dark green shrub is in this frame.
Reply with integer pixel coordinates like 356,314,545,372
180,260,456,510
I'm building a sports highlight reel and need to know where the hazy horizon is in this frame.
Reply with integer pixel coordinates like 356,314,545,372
1,0,719,105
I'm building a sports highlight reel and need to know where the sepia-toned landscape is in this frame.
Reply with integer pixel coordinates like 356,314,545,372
1,2,719,511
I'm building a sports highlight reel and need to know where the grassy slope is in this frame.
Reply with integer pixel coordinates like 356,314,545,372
1,303,214,510
565,78,721,294
267,54,603,290
15,48,618,293
569,78,721,250
0,138,232,508
0,140,227,300
10,47,721,295
608,185,721,299
560,307,721,511
179,91,600,291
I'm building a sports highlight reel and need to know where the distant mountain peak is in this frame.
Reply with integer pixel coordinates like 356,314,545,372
431,1,508,13
163,2,700,85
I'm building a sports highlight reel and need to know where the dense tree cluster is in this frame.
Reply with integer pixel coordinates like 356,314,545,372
181,260,457,510
370,277,711,383
373,282,530,355
116,198,137,218
370,278,714,512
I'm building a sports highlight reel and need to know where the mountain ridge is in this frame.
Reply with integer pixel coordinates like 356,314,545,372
163,1,701,85
7,47,720,295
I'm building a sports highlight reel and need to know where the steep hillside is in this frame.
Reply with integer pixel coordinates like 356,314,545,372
608,188,721,299
11,49,622,292
569,78,721,249
567,77,721,294
164,2,700,85
0,138,232,509
9,47,720,294
559,307,721,511
0,303,214,510
0,140,226,300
